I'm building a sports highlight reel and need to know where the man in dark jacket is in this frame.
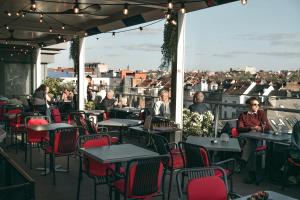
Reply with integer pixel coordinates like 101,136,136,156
188,91,210,114
99,90,117,112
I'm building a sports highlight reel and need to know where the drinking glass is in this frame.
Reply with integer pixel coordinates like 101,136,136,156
261,121,267,133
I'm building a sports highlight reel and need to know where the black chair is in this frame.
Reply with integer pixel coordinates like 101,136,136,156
176,167,229,200
107,155,168,200
42,127,78,184
178,142,236,192
151,133,185,200
282,121,300,189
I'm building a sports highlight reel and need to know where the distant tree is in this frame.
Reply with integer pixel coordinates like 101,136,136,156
160,13,178,72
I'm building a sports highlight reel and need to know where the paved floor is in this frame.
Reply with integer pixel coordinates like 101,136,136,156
3,135,300,200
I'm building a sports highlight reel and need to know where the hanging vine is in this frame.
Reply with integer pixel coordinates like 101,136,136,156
69,36,80,77
160,13,178,71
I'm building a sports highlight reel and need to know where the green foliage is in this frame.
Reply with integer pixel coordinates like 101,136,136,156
85,101,95,110
70,37,79,77
43,77,62,98
160,13,178,71
182,108,214,137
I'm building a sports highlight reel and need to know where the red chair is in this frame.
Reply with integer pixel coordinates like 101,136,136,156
0,100,8,123
103,112,109,120
76,134,120,200
176,167,229,200
50,108,71,124
179,142,235,192
25,116,50,169
5,108,23,148
108,155,168,200
151,133,185,200
43,127,78,184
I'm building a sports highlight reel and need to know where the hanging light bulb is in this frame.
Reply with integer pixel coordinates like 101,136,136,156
84,32,88,36
112,32,115,37
58,35,61,39
96,37,99,40
13,46,16,49
241,0,247,5
180,3,186,14
40,13,43,18
26,42,29,46
63,39,66,42
123,3,129,15
22,12,25,17
39,17,43,23
5,40,8,45
16,11,20,16
74,0,80,14
4,24,9,30
171,19,177,26
139,27,143,31
49,27,53,32
167,0,173,9
5,11,12,16
165,9,171,20
31,0,37,10
61,24,65,30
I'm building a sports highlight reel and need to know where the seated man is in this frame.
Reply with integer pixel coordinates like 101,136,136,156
237,96,270,183
153,90,171,119
99,90,117,112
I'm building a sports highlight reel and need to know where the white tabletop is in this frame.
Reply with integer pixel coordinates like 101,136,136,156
97,118,142,127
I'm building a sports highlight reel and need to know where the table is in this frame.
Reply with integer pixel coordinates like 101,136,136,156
84,110,105,116
112,107,140,113
239,132,291,143
97,119,142,143
111,107,141,119
236,190,297,200
79,143,158,200
186,136,241,152
79,143,159,164
29,123,74,174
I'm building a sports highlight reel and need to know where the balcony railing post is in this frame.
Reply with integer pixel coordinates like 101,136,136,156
214,104,220,138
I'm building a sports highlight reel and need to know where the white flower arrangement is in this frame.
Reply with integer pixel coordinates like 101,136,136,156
182,108,214,137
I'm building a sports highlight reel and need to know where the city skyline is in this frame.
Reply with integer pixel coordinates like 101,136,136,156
49,0,300,71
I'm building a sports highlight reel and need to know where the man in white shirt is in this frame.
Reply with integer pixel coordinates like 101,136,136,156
153,90,171,118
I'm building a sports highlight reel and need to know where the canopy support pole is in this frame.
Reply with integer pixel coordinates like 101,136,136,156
78,38,86,110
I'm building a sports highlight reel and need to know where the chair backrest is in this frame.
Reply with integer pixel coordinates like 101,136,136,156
53,127,78,154
103,112,109,120
6,108,23,126
51,108,62,123
85,118,97,134
74,115,89,135
124,155,168,198
176,167,228,200
151,133,169,155
77,134,111,176
179,142,210,168
25,116,50,142
292,121,300,151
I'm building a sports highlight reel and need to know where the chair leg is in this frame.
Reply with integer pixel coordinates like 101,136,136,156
24,142,27,163
53,155,56,185
109,185,113,200
44,151,47,175
76,168,82,200
30,144,32,169
168,170,173,200
281,162,289,190
67,155,70,172
93,179,97,200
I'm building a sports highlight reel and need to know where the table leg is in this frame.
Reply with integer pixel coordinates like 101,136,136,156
115,163,121,200
119,128,123,143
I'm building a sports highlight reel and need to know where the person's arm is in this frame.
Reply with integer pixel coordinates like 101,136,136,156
153,101,161,116
237,113,251,133
260,110,270,131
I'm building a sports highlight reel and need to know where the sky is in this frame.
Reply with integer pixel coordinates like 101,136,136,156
49,0,300,71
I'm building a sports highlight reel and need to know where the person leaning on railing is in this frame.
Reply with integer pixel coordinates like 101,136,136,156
237,96,270,184
188,91,211,114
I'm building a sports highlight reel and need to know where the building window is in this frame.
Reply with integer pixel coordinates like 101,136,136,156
224,111,227,119
232,112,236,118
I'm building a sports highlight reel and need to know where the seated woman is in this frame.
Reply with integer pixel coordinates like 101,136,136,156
61,88,74,102
237,96,270,184
188,91,210,114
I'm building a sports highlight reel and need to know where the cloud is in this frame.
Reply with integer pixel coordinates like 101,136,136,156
120,43,161,52
230,51,300,58
236,32,300,48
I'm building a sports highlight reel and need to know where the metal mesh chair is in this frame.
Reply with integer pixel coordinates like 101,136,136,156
176,167,228,200
178,142,235,192
151,133,185,200
108,155,168,200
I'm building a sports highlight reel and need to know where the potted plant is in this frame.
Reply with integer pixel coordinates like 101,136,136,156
182,108,214,138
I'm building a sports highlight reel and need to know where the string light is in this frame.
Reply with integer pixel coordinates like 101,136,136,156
84,32,88,36
31,0,37,10
39,17,43,23
26,42,29,46
4,24,9,30
22,12,26,17
167,0,173,9
40,14,43,18
58,34,61,39
241,0,247,5
139,27,143,31
5,11,12,17
96,37,99,40
74,0,80,14
166,9,171,20
112,32,115,37
123,3,129,15
63,38,66,42
49,27,53,32
171,19,177,26
5,40,8,45
16,11,20,16
180,3,186,14
61,24,65,30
